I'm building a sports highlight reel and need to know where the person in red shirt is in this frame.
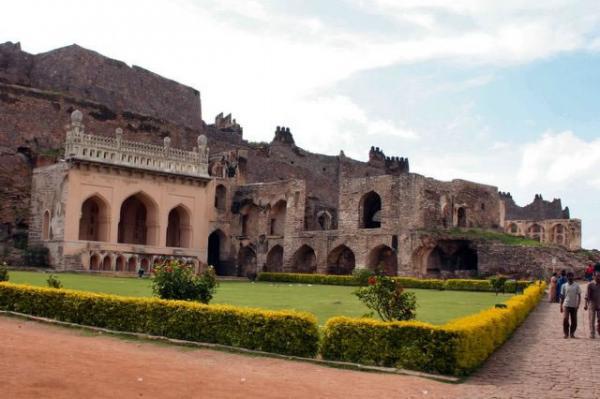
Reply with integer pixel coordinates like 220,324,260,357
585,263,595,282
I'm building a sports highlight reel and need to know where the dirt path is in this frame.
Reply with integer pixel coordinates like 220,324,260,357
2,298,599,399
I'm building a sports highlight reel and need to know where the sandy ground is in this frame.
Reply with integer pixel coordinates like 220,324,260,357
0,316,464,399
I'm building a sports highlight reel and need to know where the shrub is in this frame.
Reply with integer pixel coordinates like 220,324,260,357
0,262,8,282
0,282,319,357
444,279,493,292
355,276,417,321
352,268,375,286
46,274,62,289
257,272,356,286
489,275,508,295
152,261,217,304
23,246,49,267
322,282,546,375
394,277,446,290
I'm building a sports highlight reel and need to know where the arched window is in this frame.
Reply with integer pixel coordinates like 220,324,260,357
291,245,317,274
118,192,159,246
269,200,287,236
327,245,356,275
79,195,110,242
215,184,227,212
166,205,192,248
42,210,51,240
317,211,332,230
359,191,381,229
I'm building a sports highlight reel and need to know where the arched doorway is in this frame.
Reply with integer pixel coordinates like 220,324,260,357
508,223,519,234
359,191,381,228
115,255,126,271
327,245,356,275
424,240,478,276
102,256,112,271
269,200,287,236
215,184,227,211
291,245,317,274
457,207,467,228
208,229,229,276
237,246,257,277
528,224,544,242
140,258,150,272
265,245,284,272
367,245,397,276
79,195,110,242
127,257,137,272
90,253,101,270
118,192,159,245
317,211,332,230
166,205,191,248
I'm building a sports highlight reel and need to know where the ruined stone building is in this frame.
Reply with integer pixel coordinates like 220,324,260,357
1,42,586,277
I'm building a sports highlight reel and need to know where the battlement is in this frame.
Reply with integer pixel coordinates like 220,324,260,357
273,126,295,145
213,112,243,135
64,110,209,178
368,146,409,174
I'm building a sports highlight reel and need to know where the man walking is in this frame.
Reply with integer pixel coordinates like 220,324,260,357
560,271,581,338
584,272,600,339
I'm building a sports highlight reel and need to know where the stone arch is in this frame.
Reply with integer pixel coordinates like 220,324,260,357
508,223,519,234
359,191,381,229
527,223,544,242
317,211,332,230
42,210,51,240
79,194,110,242
127,256,137,272
424,240,478,276
102,255,113,271
367,245,397,276
265,245,284,272
118,192,159,246
115,255,126,271
166,204,192,248
140,258,150,272
237,246,257,277
208,229,229,276
215,184,227,212
291,245,317,274
90,253,101,270
327,245,356,275
457,207,467,228
552,224,566,245
269,200,287,236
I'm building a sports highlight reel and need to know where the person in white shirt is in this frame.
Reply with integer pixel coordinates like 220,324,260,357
560,271,581,338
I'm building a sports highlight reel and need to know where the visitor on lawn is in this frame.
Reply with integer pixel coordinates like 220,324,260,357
584,272,600,339
560,271,581,339
556,270,567,303
549,272,558,303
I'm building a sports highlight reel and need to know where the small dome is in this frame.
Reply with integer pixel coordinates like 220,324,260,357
197,135,207,147
71,109,83,123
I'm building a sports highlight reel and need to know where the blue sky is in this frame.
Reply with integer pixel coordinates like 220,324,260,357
2,0,599,248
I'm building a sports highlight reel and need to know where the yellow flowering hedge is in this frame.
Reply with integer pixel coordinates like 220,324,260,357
0,282,319,357
258,272,531,293
321,282,546,375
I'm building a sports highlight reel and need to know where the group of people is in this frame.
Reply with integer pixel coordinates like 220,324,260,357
549,262,600,339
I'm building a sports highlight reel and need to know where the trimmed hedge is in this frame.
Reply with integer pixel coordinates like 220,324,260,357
257,272,531,293
321,282,546,375
0,282,319,357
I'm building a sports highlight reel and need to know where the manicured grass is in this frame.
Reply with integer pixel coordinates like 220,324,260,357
7,271,512,325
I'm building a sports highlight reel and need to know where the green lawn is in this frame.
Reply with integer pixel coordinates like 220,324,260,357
7,271,512,325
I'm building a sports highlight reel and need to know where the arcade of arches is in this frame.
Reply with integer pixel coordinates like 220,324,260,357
327,245,355,275
424,240,478,276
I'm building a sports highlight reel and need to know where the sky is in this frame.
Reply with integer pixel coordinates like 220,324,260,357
2,0,599,249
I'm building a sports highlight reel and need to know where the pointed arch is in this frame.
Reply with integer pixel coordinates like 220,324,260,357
208,229,229,276
127,256,137,272
527,223,544,242
118,191,159,245
115,255,126,271
327,245,356,275
317,211,332,230
102,255,113,271
291,245,317,274
166,204,192,248
215,184,227,211
359,191,381,229
79,194,110,242
265,245,284,272
367,244,397,276
89,253,101,270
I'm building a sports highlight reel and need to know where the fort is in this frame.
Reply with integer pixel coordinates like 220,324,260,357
0,41,591,277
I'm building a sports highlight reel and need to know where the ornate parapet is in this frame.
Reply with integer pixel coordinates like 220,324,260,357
64,110,209,178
